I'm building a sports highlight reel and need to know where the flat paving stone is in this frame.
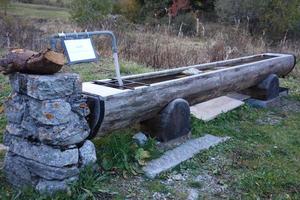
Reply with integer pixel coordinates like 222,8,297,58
190,96,244,122
143,134,230,178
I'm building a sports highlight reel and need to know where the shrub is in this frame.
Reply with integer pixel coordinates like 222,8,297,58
172,12,197,36
69,0,113,27
215,0,300,39
113,0,141,22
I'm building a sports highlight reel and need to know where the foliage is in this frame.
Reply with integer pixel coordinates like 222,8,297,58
69,0,113,26
93,131,160,174
215,0,300,39
113,0,141,22
172,12,197,35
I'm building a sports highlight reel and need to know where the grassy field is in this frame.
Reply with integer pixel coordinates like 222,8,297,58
6,2,69,19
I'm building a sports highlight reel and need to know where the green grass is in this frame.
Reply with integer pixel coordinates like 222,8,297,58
6,2,69,19
178,103,300,199
65,58,153,82
0,75,10,144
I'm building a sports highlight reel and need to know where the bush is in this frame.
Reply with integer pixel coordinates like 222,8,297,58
172,12,197,36
215,0,300,39
113,0,141,22
69,0,113,27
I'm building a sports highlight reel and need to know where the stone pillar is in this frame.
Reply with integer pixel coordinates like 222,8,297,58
3,73,97,193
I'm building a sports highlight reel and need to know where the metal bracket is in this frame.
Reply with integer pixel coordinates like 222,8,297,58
84,94,105,139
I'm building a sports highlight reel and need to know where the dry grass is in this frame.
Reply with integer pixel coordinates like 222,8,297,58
0,15,299,74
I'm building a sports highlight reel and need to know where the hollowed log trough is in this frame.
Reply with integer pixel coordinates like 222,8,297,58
83,53,296,140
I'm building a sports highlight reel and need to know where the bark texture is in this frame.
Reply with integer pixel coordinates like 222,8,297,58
0,49,64,75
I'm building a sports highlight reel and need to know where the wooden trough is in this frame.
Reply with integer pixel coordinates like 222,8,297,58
83,53,296,139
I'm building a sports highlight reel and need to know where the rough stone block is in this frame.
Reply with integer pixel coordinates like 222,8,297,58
29,99,73,125
69,95,90,117
37,114,90,146
9,73,81,100
3,72,92,194
4,153,37,188
4,94,26,124
6,123,27,137
6,152,79,181
79,140,97,167
3,131,21,146
9,140,79,168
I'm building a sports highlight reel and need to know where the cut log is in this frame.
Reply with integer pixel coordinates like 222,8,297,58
0,49,65,75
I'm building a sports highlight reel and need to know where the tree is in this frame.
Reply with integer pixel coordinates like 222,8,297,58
0,0,10,16
69,0,113,26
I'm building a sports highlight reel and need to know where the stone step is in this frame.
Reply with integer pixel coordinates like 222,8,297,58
190,96,245,122
143,134,230,178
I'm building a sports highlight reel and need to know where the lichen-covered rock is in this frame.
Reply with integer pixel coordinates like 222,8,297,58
69,95,90,117
9,73,81,100
4,153,37,188
4,94,26,124
79,140,97,167
6,123,27,137
37,114,90,146
3,72,94,194
29,99,73,125
21,115,38,135
9,140,79,168
6,152,79,181
3,131,22,146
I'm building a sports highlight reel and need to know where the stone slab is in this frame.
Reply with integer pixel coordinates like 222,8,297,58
9,140,79,168
9,73,81,100
4,94,26,124
143,134,230,178
29,99,73,125
6,152,79,181
190,96,244,122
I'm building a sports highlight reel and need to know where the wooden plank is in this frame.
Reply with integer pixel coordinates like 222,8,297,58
190,96,245,122
82,82,128,97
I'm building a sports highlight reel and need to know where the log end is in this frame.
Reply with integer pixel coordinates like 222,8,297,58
44,49,65,66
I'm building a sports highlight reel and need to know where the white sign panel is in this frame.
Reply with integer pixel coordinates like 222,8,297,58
63,38,97,64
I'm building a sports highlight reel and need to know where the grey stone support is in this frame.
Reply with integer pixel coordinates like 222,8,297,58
3,73,97,194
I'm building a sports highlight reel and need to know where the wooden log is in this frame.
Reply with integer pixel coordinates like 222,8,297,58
0,49,64,75
82,53,296,136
